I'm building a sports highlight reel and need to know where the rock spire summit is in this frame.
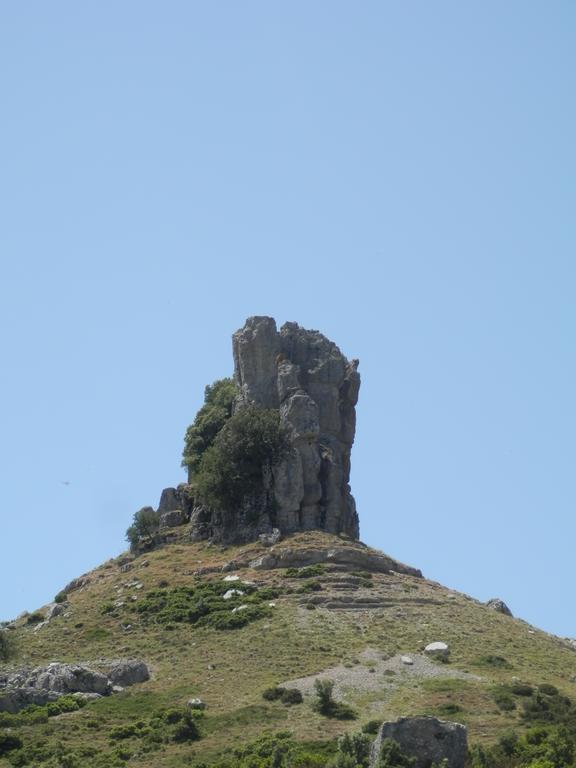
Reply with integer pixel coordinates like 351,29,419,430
231,316,360,539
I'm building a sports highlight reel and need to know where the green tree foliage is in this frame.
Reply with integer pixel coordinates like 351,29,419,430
194,405,290,515
0,629,16,662
182,378,237,475
125,506,160,550
377,738,415,768
469,686,576,768
312,679,357,720
332,733,372,768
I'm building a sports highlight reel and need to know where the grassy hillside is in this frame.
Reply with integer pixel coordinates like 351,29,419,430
1,531,575,767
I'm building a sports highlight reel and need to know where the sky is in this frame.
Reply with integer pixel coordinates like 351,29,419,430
0,3,574,637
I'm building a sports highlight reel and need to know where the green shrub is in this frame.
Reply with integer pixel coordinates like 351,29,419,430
492,688,516,712
475,655,512,669
436,703,463,715
172,710,201,742
263,686,286,701
194,405,290,517
54,591,68,604
25,611,44,625
539,684,560,697
0,629,16,661
377,738,416,768
182,378,237,475
313,679,357,720
132,581,270,631
0,733,23,757
281,688,303,705
511,683,534,697
362,719,382,735
336,733,372,767
125,506,160,550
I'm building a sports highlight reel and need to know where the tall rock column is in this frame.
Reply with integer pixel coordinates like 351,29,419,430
231,316,360,540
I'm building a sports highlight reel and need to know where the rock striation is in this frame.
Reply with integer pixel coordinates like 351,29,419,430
232,316,360,539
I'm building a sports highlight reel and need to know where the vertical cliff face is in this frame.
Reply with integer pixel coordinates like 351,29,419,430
232,316,360,539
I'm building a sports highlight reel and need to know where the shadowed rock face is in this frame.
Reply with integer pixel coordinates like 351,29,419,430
231,316,360,540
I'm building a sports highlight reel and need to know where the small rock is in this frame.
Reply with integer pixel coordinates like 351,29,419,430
486,598,513,617
187,698,206,710
401,656,414,665
223,589,244,600
424,642,450,661
105,660,150,687
46,603,66,621
232,605,248,613
258,528,282,547
223,574,240,582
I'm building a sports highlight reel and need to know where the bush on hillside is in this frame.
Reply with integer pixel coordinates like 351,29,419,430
182,378,237,475
313,679,357,720
0,629,16,662
194,405,290,517
125,507,160,551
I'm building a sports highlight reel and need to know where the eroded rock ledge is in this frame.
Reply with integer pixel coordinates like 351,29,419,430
0,659,149,713
249,545,422,578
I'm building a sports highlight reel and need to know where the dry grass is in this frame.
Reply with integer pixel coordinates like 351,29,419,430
2,531,576,766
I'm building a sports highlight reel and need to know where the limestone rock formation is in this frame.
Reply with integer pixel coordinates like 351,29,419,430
231,316,360,540
0,660,150,713
370,716,468,768
135,317,361,545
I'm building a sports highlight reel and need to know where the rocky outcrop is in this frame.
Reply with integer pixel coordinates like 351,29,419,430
249,545,422,577
187,317,360,542
486,598,513,617
370,717,468,768
0,660,150,713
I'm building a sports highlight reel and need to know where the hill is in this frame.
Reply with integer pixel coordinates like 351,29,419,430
1,528,576,767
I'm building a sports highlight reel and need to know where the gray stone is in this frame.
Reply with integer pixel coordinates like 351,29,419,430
46,603,67,621
258,528,282,547
159,508,187,528
486,598,513,617
424,642,450,661
0,659,150,713
370,716,468,768
104,659,150,687
250,545,422,578
158,487,181,513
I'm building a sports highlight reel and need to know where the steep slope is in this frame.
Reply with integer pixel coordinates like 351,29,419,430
2,531,575,767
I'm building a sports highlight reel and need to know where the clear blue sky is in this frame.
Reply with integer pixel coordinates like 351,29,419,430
1,3,574,637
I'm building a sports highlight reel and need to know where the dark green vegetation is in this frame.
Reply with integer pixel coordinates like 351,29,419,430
0,696,87,729
2,706,201,767
182,378,237,476
0,632,15,663
262,687,304,706
3,530,576,768
126,507,161,550
194,405,290,516
313,680,357,721
106,580,278,631
181,377,290,518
